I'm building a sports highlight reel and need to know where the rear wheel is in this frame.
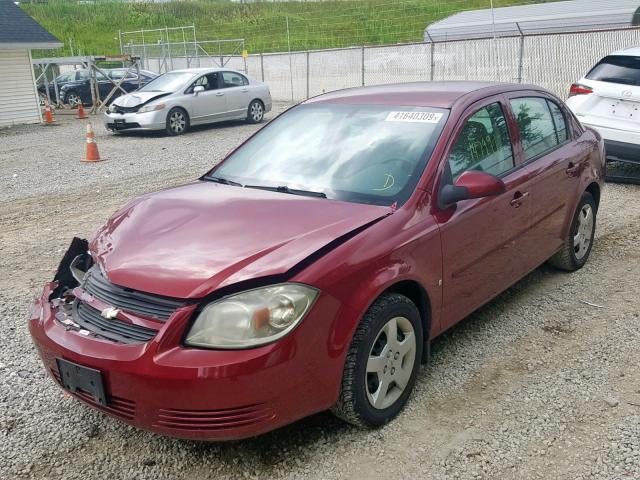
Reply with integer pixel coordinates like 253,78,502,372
548,191,596,271
332,293,423,427
166,107,189,136
246,100,264,124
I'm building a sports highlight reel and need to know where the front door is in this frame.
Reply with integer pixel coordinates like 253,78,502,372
190,72,228,123
435,97,532,329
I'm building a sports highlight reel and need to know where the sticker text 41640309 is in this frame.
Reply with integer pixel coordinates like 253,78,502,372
384,111,443,123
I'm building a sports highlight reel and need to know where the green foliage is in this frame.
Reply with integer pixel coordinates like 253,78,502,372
23,0,551,57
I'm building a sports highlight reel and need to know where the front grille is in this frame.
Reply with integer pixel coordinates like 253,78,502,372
74,302,158,344
50,368,136,420
154,404,276,431
83,266,184,320
112,105,139,114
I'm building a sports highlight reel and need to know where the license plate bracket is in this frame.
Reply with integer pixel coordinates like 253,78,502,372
56,358,107,406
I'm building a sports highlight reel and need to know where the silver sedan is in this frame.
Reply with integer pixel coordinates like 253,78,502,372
103,68,272,135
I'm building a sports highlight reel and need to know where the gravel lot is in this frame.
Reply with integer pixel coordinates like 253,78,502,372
1,109,639,480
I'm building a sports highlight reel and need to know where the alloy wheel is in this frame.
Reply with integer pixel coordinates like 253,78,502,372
169,111,186,133
66,94,81,107
366,316,416,410
251,102,263,122
573,204,593,260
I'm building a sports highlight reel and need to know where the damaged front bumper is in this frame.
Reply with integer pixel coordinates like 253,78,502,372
27,240,344,440
103,109,166,132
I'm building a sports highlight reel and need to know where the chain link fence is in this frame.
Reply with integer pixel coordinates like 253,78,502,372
245,26,640,102
133,26,640,103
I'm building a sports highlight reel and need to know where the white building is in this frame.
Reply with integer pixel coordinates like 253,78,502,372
0,1,62,128
424,0,640,42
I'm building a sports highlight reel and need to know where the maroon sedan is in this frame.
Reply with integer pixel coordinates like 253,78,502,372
29,82,604,440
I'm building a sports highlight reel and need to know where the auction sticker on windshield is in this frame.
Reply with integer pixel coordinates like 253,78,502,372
385,111,443,123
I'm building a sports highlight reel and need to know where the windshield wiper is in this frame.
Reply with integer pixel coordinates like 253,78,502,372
244,185,327,198
203,176,243,187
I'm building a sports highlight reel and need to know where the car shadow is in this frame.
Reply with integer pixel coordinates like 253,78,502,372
112,119,258,138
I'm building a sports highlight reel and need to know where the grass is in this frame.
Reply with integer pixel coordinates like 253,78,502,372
23,0,551,58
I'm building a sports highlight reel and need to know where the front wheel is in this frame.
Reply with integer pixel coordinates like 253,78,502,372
246,100,264,124
166,107,189,136
65,91,83,107
548,191,597,271
332,293,423,427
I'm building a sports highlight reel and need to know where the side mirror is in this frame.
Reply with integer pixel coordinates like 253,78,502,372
439,171,506,208
193,85,205,96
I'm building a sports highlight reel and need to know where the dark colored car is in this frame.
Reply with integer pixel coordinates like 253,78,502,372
59,68,157,106
37,69,90,104
29,82,604,441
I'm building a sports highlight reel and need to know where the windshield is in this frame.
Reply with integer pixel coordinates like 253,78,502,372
586,55,640,86
139,72,195,92
208,104,448,206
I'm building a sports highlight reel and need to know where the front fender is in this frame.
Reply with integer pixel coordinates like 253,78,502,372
292,210,443,359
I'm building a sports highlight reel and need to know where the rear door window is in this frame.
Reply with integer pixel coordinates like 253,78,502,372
510,97,562,161
221,72,248,88
447,102,515,181
586,55,640,86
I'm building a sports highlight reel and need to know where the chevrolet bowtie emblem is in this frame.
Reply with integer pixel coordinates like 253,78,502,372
100,307,121,319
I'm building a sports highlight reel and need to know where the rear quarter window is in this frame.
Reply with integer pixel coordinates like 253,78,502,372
586,55,640,86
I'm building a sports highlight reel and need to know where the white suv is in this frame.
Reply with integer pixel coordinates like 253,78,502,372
566,47,640,164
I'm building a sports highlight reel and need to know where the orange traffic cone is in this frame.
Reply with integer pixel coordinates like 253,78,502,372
43,102,56,125
76,103,88,119
82,124,103,163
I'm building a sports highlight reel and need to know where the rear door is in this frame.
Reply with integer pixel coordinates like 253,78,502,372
436,96,532,330
221,72,251,117
572,55,640,133
505,94,585,272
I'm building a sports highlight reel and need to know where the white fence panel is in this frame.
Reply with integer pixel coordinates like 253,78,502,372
308,48,361,98
364,44,431,85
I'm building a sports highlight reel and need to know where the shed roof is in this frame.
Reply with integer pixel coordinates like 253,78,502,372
0,0,62,49
424,0,640,43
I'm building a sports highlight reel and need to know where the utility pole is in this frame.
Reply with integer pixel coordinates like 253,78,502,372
286,16,294,103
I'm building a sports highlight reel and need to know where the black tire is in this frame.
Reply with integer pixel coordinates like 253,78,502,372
548,191,597,271
332,293,423,427
166,107,189,136
246,100,265,124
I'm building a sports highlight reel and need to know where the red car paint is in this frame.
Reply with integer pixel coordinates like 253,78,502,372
29,82,605,440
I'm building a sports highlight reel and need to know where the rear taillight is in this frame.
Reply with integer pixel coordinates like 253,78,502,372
569,83,593,97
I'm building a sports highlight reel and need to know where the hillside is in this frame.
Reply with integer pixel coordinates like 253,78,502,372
23,0,552,57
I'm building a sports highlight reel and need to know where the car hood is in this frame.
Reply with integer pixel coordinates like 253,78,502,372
112,91,169,107
90,181,389,298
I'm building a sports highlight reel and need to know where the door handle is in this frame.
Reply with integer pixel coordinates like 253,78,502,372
241,88,249,92
510,191,530,208
566,161,582,177
216,92,225,96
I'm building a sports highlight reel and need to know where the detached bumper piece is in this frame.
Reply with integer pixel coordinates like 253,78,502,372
106,121,141,130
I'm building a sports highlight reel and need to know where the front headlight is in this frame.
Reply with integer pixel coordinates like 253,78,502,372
108,104,116,113
185,284,319,349
137,103,165,114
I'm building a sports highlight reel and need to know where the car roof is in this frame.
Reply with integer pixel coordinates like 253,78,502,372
304,81,544,109
168,67,243,74
609,45,640,57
